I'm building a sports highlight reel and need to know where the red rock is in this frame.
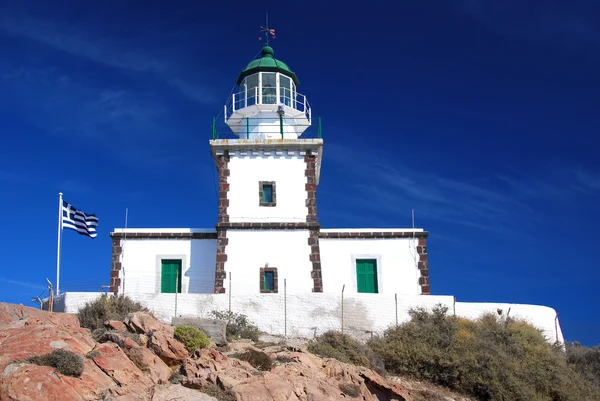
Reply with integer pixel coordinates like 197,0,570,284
89,343,154,396
124,312,166,335
148,330,188,366
105,320,128,332
0,303,80,330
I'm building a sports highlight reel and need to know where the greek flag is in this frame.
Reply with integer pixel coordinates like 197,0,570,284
62,200,98,238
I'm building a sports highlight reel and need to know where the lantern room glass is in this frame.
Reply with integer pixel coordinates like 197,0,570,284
262,73,276,104
241,72,296,108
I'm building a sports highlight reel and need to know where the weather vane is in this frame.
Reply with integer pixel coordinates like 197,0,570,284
259,13,276,46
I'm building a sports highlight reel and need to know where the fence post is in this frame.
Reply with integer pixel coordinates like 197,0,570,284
341,284,345,335
228,272,232,316
453,296,456,316
395,293,398,327
174,269,179,318
46,278,54,312
284,278,287,340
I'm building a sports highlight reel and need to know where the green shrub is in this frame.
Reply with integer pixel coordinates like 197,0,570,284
307,330,384,374
28,349,85,377
210,310,261,342
368,304,600,401
339,382,361,398
77,294,148,331
231,349,272,371
174,326,210,352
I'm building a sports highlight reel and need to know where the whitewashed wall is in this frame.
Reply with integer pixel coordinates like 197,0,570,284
225,229,313,293
120,235,216,294
320,233,422,295
56,292,564,344
227,153,307,222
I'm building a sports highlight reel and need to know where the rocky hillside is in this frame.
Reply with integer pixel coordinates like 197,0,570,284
0,302,467,401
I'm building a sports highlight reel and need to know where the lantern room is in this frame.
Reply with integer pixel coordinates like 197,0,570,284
223,46,312,139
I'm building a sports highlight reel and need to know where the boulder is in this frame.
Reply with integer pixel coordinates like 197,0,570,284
148,330,189,366
124,312,166,335
88,342,154,397
105,320,128,332
172,317,228,346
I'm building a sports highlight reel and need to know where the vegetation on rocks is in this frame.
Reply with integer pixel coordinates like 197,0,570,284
369,304,600,401
210,310,261,342
203,383,237,401
28,349,85,377
231,349,273,371
307,330,385,374
77,294,148,331
174,325,210,352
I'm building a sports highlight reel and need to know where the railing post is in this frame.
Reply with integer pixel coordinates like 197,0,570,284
279,113,284,139
246,117,250,139
318,117,322,139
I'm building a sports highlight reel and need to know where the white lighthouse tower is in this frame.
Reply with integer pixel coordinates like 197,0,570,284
210,41,324,295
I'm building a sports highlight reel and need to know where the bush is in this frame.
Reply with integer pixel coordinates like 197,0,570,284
231,349,272,371
567,342,600,389
28,349,85,377
77,294,148,331
174,326,210,352
307,331,384,374
210,310,261,342
368,304,600,401
339,382,361,398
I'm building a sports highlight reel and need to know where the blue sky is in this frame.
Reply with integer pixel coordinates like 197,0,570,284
1,1,599,344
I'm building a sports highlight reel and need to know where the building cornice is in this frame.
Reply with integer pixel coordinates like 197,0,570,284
319,231,429,239
109,232,217,239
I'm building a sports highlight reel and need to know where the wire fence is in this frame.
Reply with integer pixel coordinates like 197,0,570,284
50,273,567,345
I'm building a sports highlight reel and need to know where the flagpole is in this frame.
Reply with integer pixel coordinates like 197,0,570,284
56,192,63,296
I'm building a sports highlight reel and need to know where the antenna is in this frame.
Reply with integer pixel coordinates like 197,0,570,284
412,209,415,230
259,12,276,45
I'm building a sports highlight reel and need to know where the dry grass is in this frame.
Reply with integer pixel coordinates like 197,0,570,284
77,294,148,331
230,349,272,371
307,330,385,375
28,349,85,377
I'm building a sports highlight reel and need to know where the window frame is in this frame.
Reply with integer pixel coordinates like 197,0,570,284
259,181,277,207
259,267,278,293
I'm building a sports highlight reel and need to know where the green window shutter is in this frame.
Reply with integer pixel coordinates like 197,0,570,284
356,259,378,293
161,259,182,293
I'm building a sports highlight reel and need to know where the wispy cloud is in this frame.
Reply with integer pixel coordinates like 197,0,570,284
0,11,217,105
327,142,600,233
459,1,600,45
0,277,46,291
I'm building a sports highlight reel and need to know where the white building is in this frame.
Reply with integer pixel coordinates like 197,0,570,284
109,45,430,297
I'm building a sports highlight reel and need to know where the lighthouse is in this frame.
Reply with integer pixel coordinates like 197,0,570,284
210,44,324,294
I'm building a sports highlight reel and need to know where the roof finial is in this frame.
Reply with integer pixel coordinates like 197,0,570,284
259,12,275,46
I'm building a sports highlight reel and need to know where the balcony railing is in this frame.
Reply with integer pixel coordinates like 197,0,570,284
211,116,322,140
224,87,311,124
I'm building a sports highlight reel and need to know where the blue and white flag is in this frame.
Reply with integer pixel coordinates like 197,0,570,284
62,200,98,238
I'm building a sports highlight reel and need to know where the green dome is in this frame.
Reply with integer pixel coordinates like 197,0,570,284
236,46,299,86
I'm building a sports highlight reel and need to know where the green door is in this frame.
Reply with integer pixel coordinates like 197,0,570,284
161,259,182,293
356,259,378,293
